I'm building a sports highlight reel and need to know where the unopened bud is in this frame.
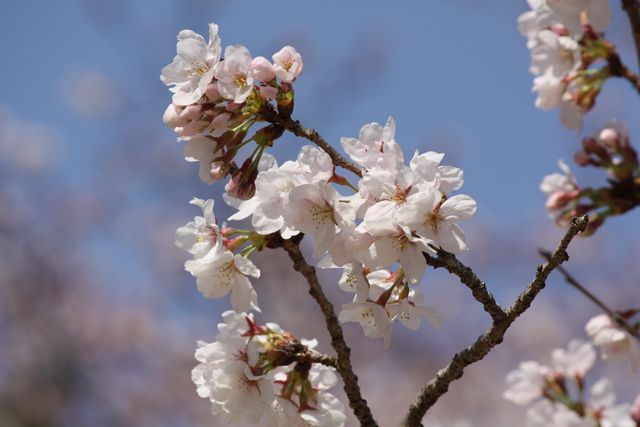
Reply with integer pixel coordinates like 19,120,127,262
259,85,278,101
180,104,204,121
210,160,228,181
251,56,276,82
599,128,620,150
163,103,187,127
205,83,221,102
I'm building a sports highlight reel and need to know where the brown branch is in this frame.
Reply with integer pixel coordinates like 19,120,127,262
423,250,506,322
260,103,363,178
621,0,640,70
265,233,377,426
275,341,339,368
538,249,640,339
607,50,640,94
399,216,589,427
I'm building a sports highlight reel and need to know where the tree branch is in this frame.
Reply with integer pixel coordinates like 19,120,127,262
538,249,640,339
260,103,363,178
265,233,377,426
399,216,588,427
423,250,507,322
607,50,640,94
621,0,640,71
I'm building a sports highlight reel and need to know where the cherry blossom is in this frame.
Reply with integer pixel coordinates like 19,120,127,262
182,135,225,184
175,198,222,257
503,361,552,405
215,45,255,104
161,23,221,106
185,246,260,312
395,186,477,254
272,46,304,83
585,314,640,371
340,117,404,172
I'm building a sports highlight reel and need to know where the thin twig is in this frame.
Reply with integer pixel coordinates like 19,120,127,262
621,0,640,70
399,216,589,427
260,103,363,178
539,249,640,339
265,233,377,426
423,250,507,322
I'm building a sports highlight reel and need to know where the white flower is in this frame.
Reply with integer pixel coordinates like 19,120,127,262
175,198,222,257
338,300,392,348
530,29,580,76
546,0,612,35
228,146,333,238
526,400,595,427
192,337,274,425
284,183,355,257
183,135,224,184
587,378,635,427
396,187,476,254
364,227,432,284
585,314,640,371
504,361,552,405
337,263,369,300
272,46,304,83
161,23,221,106
340,117,404,172
185,247,261,312
216,310,257,341
387,288,441,331
409,151,464,195
215,45,255,103
551,339,596,378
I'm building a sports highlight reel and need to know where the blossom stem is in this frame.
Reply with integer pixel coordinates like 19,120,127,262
399,216,588,427
266,233,378,426
260,103,363,178
538,248,640,339
621,0,640,71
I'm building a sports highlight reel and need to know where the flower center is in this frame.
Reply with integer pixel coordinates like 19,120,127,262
190,62,210,77
424,210,442,232
282,58,294,72
309,203,336,228
233,72,248,88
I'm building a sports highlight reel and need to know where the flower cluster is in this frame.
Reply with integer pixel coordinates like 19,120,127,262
193,311,346,426
504,339,639,426
540,122,640,234
518,0,615,128
161,23,303,199
227,117,475,346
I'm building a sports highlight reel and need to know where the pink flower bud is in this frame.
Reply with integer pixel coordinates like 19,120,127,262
180,104,204,121
224,236,248,250
163,103,187,127
205,83,221,102
259,85,278,101
251,56,276,82
599,127,620,149
226,102,242,112
210,112,231,130
175,120,208,137
210,161,227,181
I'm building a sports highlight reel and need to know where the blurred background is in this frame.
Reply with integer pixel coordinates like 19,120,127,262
1,1,639,426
